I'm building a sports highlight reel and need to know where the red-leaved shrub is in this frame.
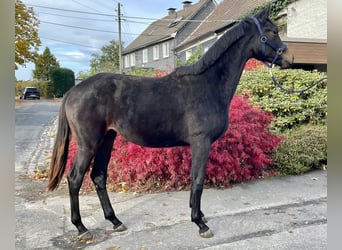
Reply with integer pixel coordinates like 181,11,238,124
65,95,280,192
244,58,264,71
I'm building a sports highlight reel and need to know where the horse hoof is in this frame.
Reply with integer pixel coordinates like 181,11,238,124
200,229,214,238
113,223,127,232
77,231,93,242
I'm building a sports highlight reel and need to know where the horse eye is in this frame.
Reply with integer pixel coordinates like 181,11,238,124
265,28,278,35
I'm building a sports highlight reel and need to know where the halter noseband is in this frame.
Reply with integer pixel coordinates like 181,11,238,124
251,16,287,67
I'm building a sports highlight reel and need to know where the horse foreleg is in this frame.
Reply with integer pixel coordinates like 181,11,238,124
90,130,127,233
67,149,93,240
190,138,213,238
189,190,207,222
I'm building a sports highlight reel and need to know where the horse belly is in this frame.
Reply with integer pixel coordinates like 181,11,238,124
118,128,188,148
114,113,188,148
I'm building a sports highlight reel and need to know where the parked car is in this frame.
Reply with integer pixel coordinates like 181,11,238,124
20,87,40,100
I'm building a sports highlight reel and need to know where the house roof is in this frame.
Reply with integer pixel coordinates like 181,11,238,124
178,0,267,48
123,0,213,54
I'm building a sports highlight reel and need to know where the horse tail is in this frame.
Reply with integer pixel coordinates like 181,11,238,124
47,97,71,191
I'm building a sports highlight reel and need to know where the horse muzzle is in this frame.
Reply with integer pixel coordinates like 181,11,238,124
279,50,294,69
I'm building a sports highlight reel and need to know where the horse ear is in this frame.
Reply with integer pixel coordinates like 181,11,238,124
255,5,271,21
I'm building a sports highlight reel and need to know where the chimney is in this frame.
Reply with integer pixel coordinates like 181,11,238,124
167,7,177,15
182,1,192,9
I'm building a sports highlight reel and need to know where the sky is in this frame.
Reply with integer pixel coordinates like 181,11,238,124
16,0,222,80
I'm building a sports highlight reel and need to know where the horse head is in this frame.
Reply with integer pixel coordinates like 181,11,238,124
248,6,294,68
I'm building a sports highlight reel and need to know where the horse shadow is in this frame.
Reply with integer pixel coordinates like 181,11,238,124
50,227,123,249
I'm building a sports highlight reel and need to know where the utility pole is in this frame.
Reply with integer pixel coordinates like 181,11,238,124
117,2,123,73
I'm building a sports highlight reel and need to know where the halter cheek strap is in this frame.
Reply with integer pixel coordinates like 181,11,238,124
251,17,287,67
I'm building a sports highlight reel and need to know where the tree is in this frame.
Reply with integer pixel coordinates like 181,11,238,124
76,70,92,80
177,45,202,67
33,47,60,80
89,40,122,74
15,0,41,69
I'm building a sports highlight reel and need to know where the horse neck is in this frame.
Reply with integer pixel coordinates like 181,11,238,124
204,30,253,103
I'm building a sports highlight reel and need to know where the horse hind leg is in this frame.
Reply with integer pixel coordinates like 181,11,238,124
67,147,94,240
90,130,127,232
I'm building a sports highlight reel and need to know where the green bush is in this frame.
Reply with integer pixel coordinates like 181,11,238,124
237,67,327,133
125,67,155,77
272,125,327,175
49,67,75,97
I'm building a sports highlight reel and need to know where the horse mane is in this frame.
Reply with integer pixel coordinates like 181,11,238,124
174,20,246,76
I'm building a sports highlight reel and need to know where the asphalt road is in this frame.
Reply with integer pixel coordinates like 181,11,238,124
15,99,60,174
15,100,327,249
15,100,62,204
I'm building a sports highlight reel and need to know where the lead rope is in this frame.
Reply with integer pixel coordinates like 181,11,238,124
267,65,327,94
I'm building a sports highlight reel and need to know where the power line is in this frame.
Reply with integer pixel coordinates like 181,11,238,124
28,4,116,17
40,36,100,49
38,11,115,22
120,5,140,45
29,4,236,23
39,20,173,37
32,2,240,54
71,0,106,14
40,20,119,34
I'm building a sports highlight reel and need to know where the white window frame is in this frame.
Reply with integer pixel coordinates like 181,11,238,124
130,53,135,66
153,45,159,60
124,55,129,68
142,49,148,63
162,42,169,58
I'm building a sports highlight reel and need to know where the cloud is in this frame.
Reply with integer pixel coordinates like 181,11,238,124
59,51,87,61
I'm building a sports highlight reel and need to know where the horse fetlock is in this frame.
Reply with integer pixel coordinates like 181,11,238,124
194,219,213,238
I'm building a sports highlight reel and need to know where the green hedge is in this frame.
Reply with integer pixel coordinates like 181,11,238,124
49,67,75,97
271,125,327,175
237,67,327,133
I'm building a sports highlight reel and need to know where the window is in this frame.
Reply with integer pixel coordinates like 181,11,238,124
162,42,169,58
124,55,129,68
185,49,192,61
153,45,159,60
130,53,135,66
142,49,148,63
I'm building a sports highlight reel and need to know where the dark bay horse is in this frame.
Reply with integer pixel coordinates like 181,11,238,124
48,7,293,239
